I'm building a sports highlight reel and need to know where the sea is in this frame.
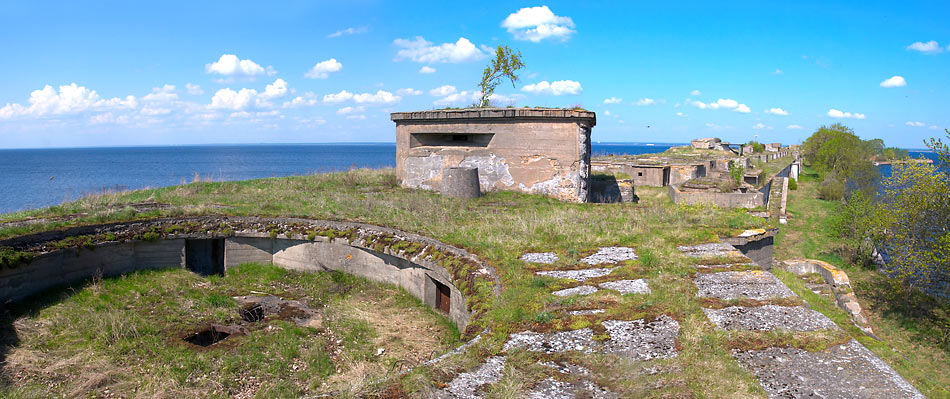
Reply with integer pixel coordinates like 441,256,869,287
0,142,682,214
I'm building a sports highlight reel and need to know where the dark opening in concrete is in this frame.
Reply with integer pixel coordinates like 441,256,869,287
435,279,451,314
185,239,224,276
184,325,232,346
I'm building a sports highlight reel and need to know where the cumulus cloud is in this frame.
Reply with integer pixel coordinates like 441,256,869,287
635,98,656,106
690,90,702,96
305,58,343,79
905,121,925,127
209,88,258,110
521,80,582,95
429,85,457,97
322,90,400,104
676,112,687,117
393,37,487,63
787,124,804,129
773,69,784,75
282,92,318,108
205,54,275,80
689,98,750,113
185,83,203,95
89,112,130,125
603,97,622,104
261,78,291,100
827,109,866,119
396,88,423,96
336,106,364,115
433,90,481,107
328,26,368,38
879,75,906,88
419,66,436,74
0,83,137,120
142,85,178,103
752,123,773,130
502,6,575,42
906,40,943,54
764,107,788,115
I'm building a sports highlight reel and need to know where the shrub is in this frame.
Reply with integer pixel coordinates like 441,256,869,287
788,178,798,190
728,160,745,186
817,177,845,201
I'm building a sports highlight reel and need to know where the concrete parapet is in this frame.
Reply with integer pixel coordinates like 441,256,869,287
782,259,873,334
668,184,766,209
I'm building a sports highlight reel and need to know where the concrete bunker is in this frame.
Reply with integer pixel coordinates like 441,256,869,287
0,218,499,333
392,108,596,202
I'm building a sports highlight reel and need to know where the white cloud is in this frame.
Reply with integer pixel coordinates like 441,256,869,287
304,58,343,79
328,26,368,38
396,88,423,96
521,80,582,95
787,124,804,129
906,40,943,54
752,123,773,130
142,85,178,102
429,85,457,97
603,97,622,104
690,90,702,96
89,112,129,125
337,106,364,115
209,88,257,110
827,108,866,119
879,75,906,88
205,54,275,80
905,121,925,127
433,90,481,107
676,112,687,117
323,89,400,104
185,83,203,95
346,114,367,120
930,125,939,130
261,78,291,100
0,83,137,119
773,69,784,75
282,92,318,108
419,66,436,74
502,6,575,42
603,110,612,116
635,98,656,106
689,98,749,113
704,122,727,131
393,37,487,63
764,107,789,115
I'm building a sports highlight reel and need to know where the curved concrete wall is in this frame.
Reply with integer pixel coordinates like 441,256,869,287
0,218,497,332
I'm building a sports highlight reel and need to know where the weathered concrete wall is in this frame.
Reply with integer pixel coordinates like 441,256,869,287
629,165,667,187
668,164,705,186
392,108,595,202
0,218,500,332
668,184,765,209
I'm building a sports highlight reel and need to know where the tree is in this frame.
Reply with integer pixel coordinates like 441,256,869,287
801,123,879,199
925,129,950,164
476,46,524,108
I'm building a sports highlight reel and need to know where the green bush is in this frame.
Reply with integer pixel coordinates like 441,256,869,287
788,178,798,190
817,177,845,201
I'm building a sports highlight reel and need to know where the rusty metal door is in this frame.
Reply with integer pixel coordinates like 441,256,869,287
435,281,451,313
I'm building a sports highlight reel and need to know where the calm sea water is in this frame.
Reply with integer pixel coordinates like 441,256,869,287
0,142,679,214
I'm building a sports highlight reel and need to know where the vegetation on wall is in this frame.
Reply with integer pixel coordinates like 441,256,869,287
475,45,524,108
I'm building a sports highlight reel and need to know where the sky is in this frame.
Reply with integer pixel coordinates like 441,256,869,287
1,1,948,149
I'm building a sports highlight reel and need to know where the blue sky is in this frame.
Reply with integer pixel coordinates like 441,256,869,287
1,1,948,149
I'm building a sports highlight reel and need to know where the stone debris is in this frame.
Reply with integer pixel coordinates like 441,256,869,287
580,246,638,265
598,279,651,295
703,305,838,331
566,309,605,316
504,328,596,354
521,252,559,264
538,361,592,376
677,242,740,258
527,378,618,399
537,267,615,282
693,271,795,300
602,315,681,360
693,263,754,270
437,356,507,399
733,340,925,399
552,285,599,297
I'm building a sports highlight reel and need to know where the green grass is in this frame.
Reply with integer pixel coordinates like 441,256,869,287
773,166,950,398
0,167,934,397
0,263,459,398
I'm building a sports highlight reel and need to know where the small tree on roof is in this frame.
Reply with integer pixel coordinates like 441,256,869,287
476,46,524,108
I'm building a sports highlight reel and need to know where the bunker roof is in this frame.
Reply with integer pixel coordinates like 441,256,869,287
391,107,596,125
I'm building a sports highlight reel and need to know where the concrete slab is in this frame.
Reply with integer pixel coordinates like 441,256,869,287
733,340,924,399
566,309,605,316
598,279,650,295
580,247,638,265
527,378,617,399
703,305,838,331
552,285,599,297
504,328,597,354
537,267,614,282
677,242,740,258
693,271,795,300
522,252,559,264
438,356,507,399
602,315,680,360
